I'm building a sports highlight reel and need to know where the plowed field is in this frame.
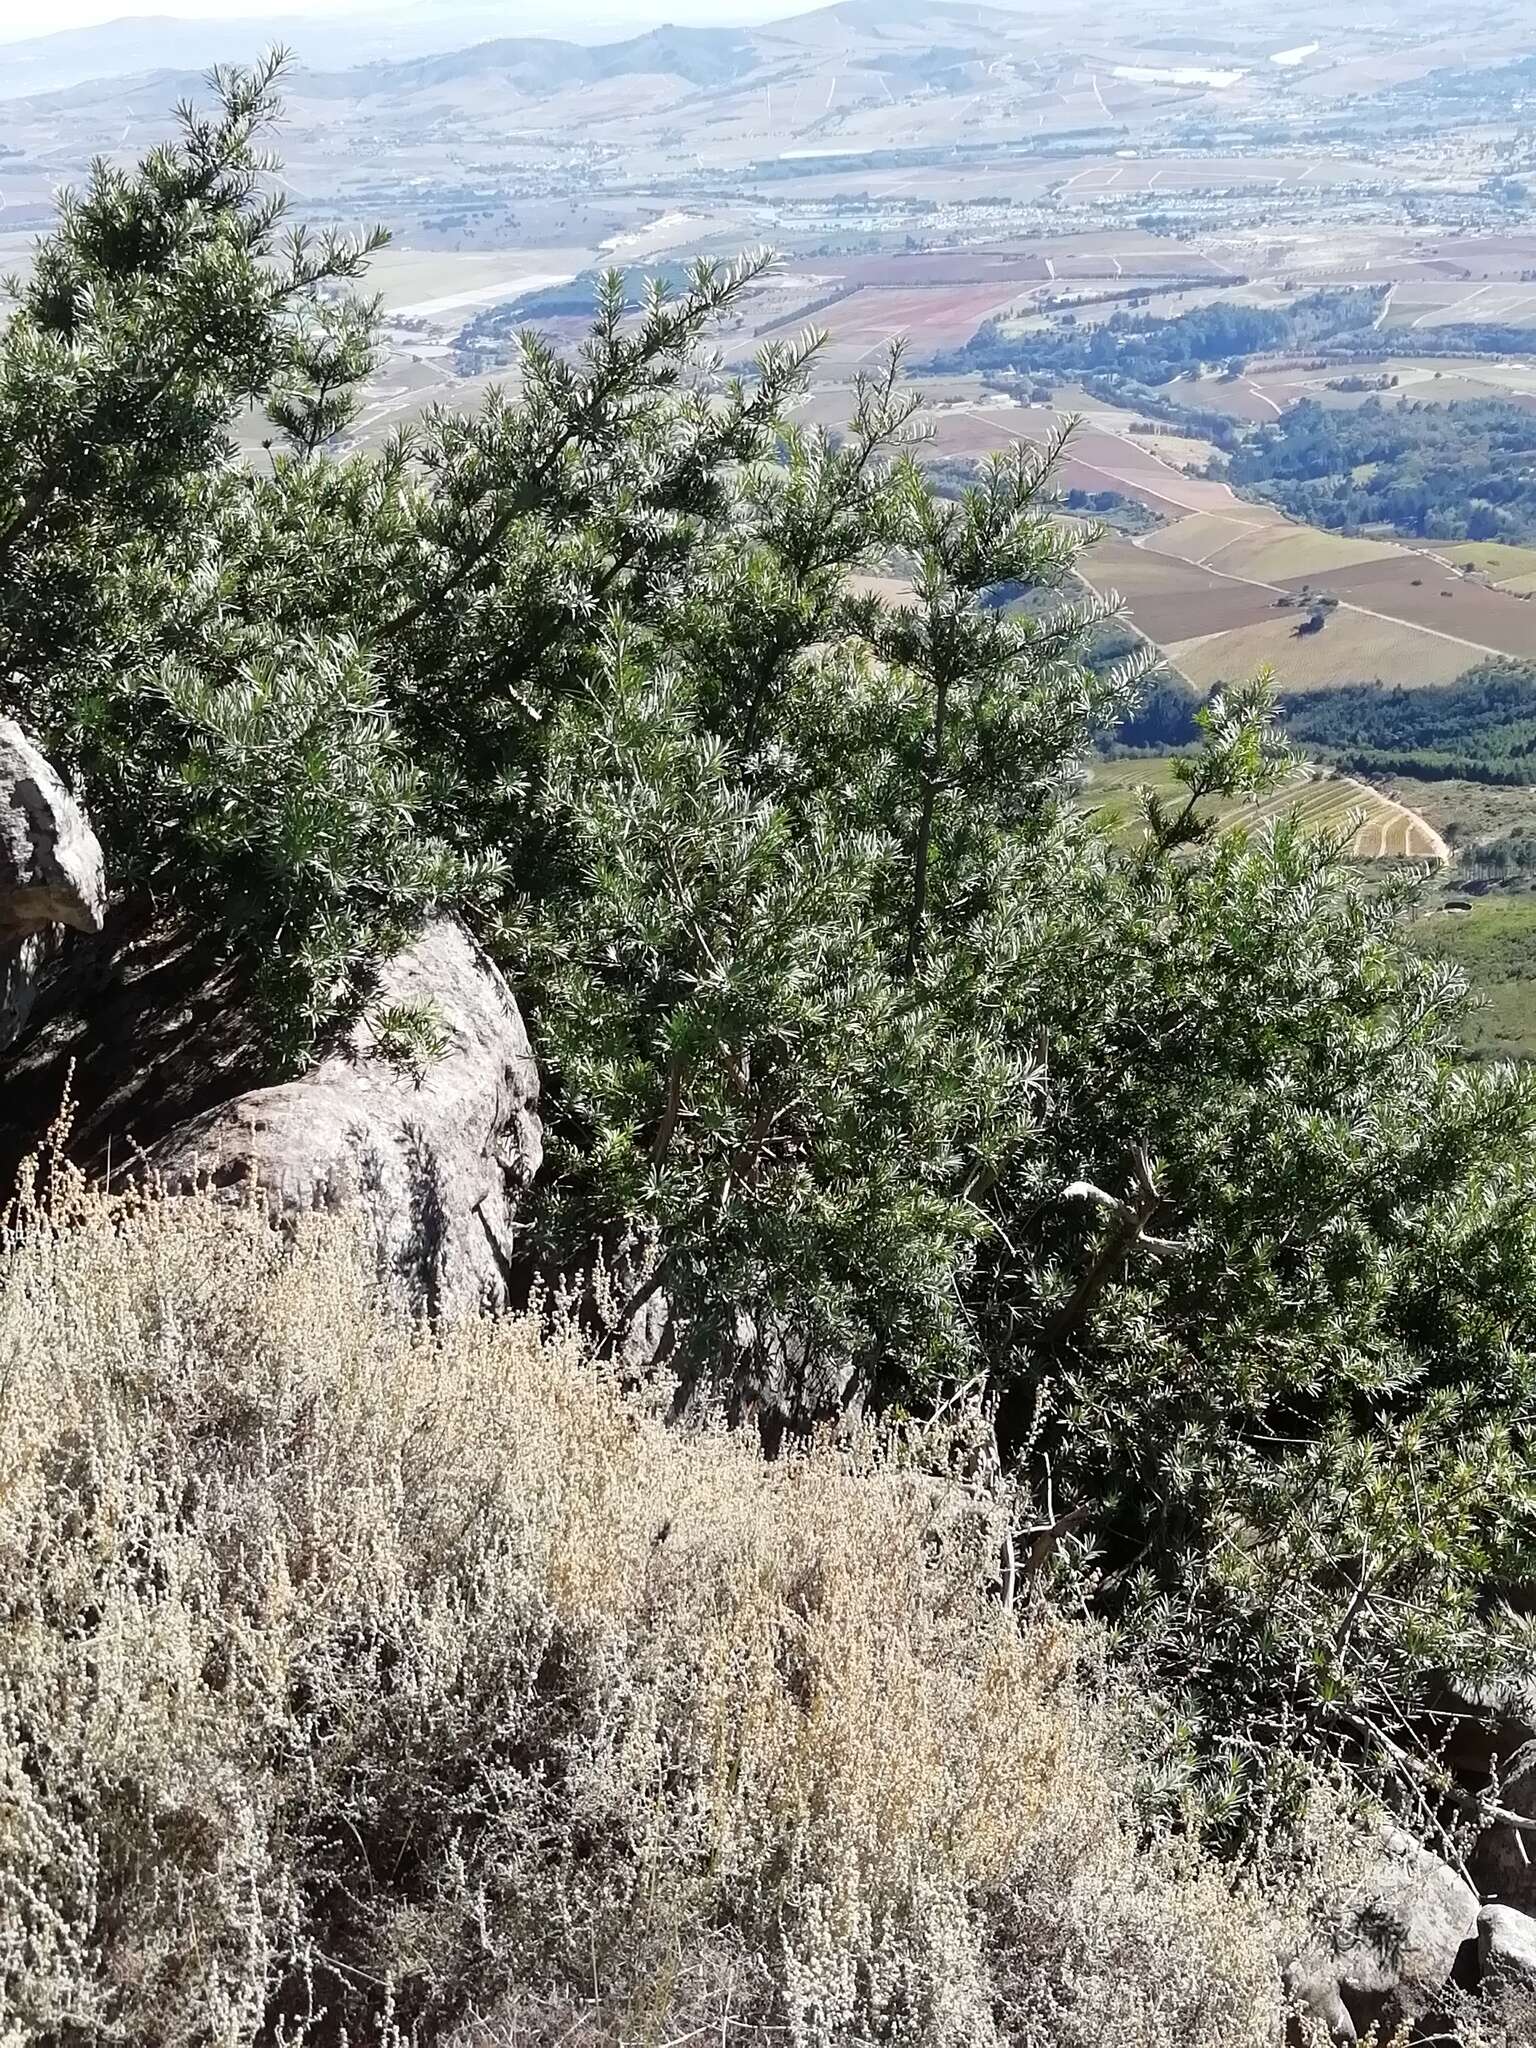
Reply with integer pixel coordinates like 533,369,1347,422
1275,558,1536,660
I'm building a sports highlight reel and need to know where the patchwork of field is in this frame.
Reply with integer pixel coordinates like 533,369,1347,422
785,380,1536,695
1086,757,1446,860
1168,357,1536,422
896,403,1239,514
828,249,1053,289
1381,280,1536,332
1076,478,1536,691
1274,557,1536,660
1046,430,1240,514
1084,539,1280,640
1046,155,1384,196
762,230,1270,362
1138,513,1402,582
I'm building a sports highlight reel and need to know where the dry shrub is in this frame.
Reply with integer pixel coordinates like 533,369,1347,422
0,1179,1290,2046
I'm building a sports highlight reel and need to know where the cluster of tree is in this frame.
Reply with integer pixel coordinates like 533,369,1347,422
1092,666,1202,753
936,287,1384,386
1230,397,1536,540
1278,662,1536,781
1060,485,1164,534
754,283,856,336
1465,830,1536,881
1401,320,1536,359
8,60,1536,1845
1420,51,1536,110
1078,373,1243,450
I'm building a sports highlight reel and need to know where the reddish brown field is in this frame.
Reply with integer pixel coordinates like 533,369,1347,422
815,285,1027,349
1276,558,1536,660
833,250,1050,289
1054,430,1240,515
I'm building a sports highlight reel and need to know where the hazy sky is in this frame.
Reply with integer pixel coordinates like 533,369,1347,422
0,0,743,42
0,0,393,33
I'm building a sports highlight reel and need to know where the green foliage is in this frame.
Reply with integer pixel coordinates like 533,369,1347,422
0,51,467,1062
940,287,1382,386
1279,661,1536,783
7,62,1536,1843
980,766,1536,1829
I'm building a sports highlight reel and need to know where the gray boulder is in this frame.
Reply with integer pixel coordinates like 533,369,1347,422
0,721,106,1055
0,719,105,941
1286,1828,1478,2042
1480,1904,1536,1994
151,918,542,1319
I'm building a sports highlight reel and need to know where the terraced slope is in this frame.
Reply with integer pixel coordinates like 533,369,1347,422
1087,759,1447,861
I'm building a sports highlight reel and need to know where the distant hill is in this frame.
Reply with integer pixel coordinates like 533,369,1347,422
302,26,761,101
0,5,773,100
0,1,1033,109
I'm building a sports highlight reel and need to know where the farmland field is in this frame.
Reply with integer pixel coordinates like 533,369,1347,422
1274,558,1536,660
1436,543,1536,586
1203,527,1405,582
907,407,1244,517
812,284,1037,357
1382,280,1536,331
1167,358,1536,422
1080,539,1279,641
1137,512,1284,565
364,248,590,318
1166,610,1479,690
1075,491,1536,694
1137,512,1401,582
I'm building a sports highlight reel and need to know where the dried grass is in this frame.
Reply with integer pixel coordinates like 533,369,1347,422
0,1177,1292,2046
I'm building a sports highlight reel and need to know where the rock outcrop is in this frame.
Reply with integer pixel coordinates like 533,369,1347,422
0,720,106,1054
1479,1903,1536,1995
151,918,542,1320
1286,1828,1479,2042
0,737,542,1323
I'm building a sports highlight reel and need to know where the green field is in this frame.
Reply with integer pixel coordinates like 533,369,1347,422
1436,542,1536,585
1412,895,1536,1061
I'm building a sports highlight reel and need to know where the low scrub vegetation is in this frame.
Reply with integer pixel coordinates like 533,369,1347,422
0,1178,1297,2047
